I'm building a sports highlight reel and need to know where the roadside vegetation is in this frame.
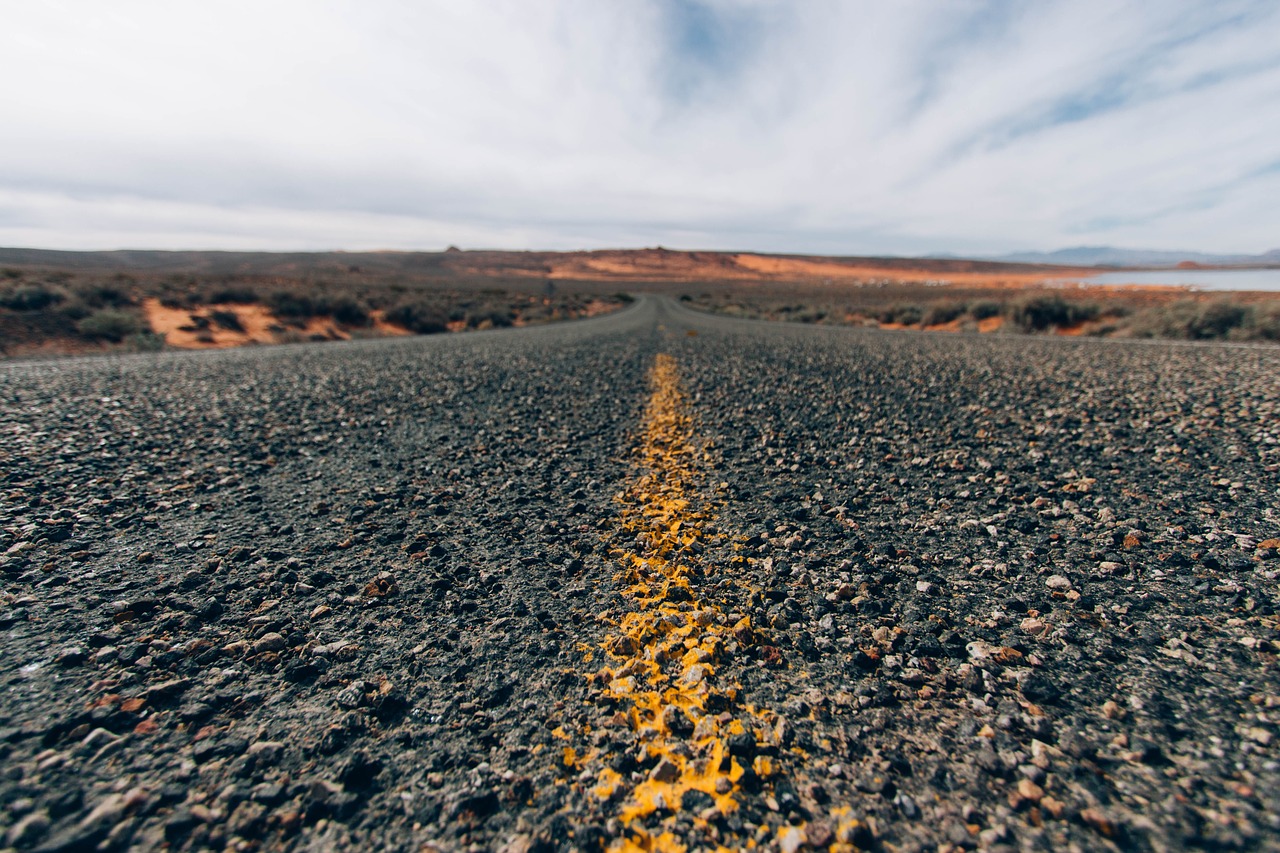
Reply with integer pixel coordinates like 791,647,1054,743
685,287,1280,342
0,267,623,356
4,258,1279,356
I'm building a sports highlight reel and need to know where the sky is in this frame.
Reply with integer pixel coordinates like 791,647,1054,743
2,0,1278,256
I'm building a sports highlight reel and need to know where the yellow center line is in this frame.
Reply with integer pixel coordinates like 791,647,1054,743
554,353,869,851
588,354,788,853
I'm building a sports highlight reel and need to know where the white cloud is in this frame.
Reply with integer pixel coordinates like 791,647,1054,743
1,0,1277,254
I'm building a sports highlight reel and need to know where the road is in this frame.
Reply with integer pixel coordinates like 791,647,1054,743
1,296,1278,852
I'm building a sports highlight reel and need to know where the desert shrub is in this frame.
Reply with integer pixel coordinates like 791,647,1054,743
1192,301,1249,339
266,291,315,320
2,268,21,279
615,292,636,303
385,301,449,334
76,283,133,308
318,296,370,326
55,297,91,321
922,301,965,326
209,309,245,332
1129,299,1252,340
77,309,141,342
1,284,62,311
1007,295,1098,331
969,300,1002,320
468,308,514,329
126,332,166,352
1244,304,1280,341
878,304,923,325
207,285,260,304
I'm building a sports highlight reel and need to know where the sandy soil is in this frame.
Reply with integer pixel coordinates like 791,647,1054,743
505,249,1091,286
729,255,1065,286
143,300,409,350
451,248,1093,286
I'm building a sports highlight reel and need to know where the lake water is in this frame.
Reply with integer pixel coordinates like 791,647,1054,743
1060,269,1280,292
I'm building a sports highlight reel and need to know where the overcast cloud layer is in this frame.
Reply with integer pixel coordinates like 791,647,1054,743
2,1,1278,255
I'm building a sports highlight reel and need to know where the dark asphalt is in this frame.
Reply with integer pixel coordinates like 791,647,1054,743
1,296,1278,852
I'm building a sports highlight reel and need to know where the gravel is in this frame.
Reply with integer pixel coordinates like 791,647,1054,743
1,296,1277,851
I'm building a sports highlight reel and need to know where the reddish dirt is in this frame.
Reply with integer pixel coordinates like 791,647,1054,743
977,316,1005,333
453,248,1094,286
143,300,412,350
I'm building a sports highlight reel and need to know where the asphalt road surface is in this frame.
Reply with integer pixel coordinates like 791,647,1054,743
2,296,1278,852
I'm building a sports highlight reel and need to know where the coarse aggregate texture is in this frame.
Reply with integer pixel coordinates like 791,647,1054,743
0,296,1278,852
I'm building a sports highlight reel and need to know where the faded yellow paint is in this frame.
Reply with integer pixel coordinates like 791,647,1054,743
587,354,786,851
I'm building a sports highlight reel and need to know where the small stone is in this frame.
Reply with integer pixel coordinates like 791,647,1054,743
806,821,834,847
895,793,920,819
363,572,399,598
6,810,51,846
660,705,693,735
252,633,286,654
499,834,535,853
915,580,935,595
1079,807,1115,837
252,780,287,808
992,646,1024,664
335,681,368,709
1045,575,1071,591
248,740,285,759
778,825,805,853
1017,778,1044,803
146,679,191,702
650,757,680,783
1041,796,1066,819
1018,764,1045,785
676,664,709,688
1245,727,1273,746
966,640,998,661
1101,700,1122,719
190,803,219,822
313,640,358,660
1020,617,1048,637
57,646,87,667
310,605,332,620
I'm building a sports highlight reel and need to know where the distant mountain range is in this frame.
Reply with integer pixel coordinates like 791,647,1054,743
986,246,1280,267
